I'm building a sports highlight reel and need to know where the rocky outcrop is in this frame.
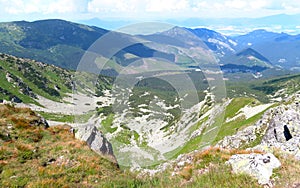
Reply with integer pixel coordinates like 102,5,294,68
218,93,300,160
75,124,118,164
226,153,281,185
217,124,261,149
5,72,37,99
258,103,300,160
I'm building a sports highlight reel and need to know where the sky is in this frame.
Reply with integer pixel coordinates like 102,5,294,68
0,0,300,22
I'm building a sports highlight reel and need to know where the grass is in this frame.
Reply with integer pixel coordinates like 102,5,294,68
1,104,299,187
101,113,117,133
0,104,123,187
37,110,95,123
163,147,263,188
213,98,276,144
0,54,72,103
224,97,257,119
37,111,75,123
272,150,300,187
0,68,38,104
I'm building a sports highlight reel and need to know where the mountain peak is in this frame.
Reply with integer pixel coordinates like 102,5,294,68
236,48,270,63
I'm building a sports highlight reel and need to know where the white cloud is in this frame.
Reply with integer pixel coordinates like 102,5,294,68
146,0,189,12
0,0,300,20
0,0,85,14
249,0,269,9
225,0,247,9
46,0,85,14
87,0,142,13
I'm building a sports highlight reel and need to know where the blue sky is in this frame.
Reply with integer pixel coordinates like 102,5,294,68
0,0,300,22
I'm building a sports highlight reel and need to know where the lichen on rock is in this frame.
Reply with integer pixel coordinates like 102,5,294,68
226,153,281,185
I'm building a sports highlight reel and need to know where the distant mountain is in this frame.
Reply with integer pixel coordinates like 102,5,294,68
166,14,300,35
139,26,237,66
1,19,300,74
233,30,300,70
219,48,272,75
0,19,174,70
0,19,108,69
234,30,288,49
236,48,271,64
187,28,236,56
78,14,300,36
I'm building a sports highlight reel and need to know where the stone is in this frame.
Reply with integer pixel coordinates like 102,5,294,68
226,153,281,185
10,96,22,103
261,104,300,159
30,115,49,128
75,124,118,164
217,125,259,149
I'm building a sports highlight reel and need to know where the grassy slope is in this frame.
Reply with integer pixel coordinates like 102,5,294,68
226,73,300,102
166,97,273,159
0,54,73,103
0,104,261,188
1,102,299,187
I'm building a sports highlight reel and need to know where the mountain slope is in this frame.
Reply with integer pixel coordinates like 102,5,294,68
233,30,300,69
2,103,299,187
0,19,176,70
0,19,108,69
0,53,73,104
187,27,236,56
0,104,125,187
236,48,271,64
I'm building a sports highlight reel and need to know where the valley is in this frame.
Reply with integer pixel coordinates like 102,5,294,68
0,19,300,187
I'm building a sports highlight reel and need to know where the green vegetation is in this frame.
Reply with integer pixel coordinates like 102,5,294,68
0,54,73,103
37,111,95,123
224,97,258,119
0,101,299,187
37,111,75,122
214,97,275,144
226,73,300,102
101,114,117,133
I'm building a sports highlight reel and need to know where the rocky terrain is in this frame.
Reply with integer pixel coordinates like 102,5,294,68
1,101,298,187
218,92,300,160
1,52,300,187
0,104,121,187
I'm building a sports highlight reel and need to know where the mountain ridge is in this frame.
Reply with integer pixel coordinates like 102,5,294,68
1,19,300,72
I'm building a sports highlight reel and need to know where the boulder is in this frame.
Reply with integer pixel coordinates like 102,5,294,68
226,153,281,185
75,124,118,164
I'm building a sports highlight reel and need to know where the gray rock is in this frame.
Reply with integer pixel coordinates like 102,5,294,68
75,124,118,164
217,125,259,149
226,153,281,185
260,103,300,159
10,96,22,103
218,93,300,160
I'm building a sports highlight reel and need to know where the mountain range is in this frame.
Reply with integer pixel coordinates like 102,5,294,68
0,19,300,75
80,14,300,35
